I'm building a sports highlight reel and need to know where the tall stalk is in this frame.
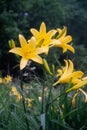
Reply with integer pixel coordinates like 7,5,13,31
20,70,30,130
39,85,45,130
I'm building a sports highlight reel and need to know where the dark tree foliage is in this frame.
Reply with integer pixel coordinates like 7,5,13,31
0,0,87,76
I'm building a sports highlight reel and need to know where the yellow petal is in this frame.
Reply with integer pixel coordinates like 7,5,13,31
36,46,49,54
67,60,73,74
81,76,87,81
53,39,74,53
40,22,46,33
71,92,78,107
47,29,57,38
66,45,75,53
30,29,39,38
62,36,72,43
19,34,27,48
56,69,63,77
66,77,87,93
62,47,67,53
20,58,28,70
9,47,22,56
59,71,83,84
63,60,69,74
71,71,84,79
28,37,36,50
71,78,82,84
57,28,62,34
79,89,87,102
30,54,43,64
57,26,67,38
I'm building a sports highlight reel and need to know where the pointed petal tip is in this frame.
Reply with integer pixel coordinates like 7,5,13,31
19,34,22,37
41,21,45,25
20,58,28,70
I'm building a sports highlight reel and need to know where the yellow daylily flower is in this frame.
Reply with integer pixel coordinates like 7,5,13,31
53,60,84,86
71,88,87,107
11,86,22,102
66,77,87,93
30,22,56,54
9,34,47,70
0,78,3,83
52,26,75,53
79,89,87,102
5,75,12,83
25,98,34,108
71,91,79,107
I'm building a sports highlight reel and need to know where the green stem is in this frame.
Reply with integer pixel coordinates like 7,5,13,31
41,85,45,114
20,70,30,130
40,85,46,130
45,85,52,113
46,92,66,113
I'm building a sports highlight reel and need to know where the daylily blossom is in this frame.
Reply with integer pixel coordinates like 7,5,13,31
5,75,12,83
30,22,56,54
25,98,34,108
79,89,87,102
0,78,3,83
71,91,79,107
9,34,47,70
66,77,87,93
11,86,22,102
53,60,83,86
52,26,75,53
71,89,87,107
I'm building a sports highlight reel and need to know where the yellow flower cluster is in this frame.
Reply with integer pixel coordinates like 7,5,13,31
53,60,87,93
25,98,34,108
0,75,12,84
11,86,22,102
72,89,87,107
52,59,87,103
0,78,3,83
9,22,74,70
9,22,87,97
5,75,12,83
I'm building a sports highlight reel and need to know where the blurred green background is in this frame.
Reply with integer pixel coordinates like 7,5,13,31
0,0,87,76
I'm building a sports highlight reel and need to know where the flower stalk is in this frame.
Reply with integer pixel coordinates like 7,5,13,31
20,70,30,130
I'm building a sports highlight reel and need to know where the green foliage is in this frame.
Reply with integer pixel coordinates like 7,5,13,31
0,73,87,130
73,45,87,72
